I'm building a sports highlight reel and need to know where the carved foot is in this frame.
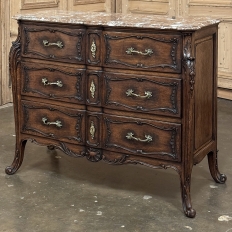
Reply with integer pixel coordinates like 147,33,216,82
207,151,227,184
5,140,27,175
180,174,196,218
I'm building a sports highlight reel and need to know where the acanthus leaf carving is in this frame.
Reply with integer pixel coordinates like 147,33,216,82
183,36,196,97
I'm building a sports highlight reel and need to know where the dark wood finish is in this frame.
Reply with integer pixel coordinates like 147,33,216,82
21,100,86,144
103,31,182,73
21,23,86,63
103,72,181,117
103,114,181,161
21,62,85,104
7,13,227,218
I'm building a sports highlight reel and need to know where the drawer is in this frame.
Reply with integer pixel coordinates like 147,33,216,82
21,101,86,145
103,32,182,73
103,72,181,117
103,115,181,161
21,62,85,104
21,24,85,63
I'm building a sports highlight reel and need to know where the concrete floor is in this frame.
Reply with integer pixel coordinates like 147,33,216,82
0,99,231,232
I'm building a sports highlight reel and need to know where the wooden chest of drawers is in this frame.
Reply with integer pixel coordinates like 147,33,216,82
6,11,227,218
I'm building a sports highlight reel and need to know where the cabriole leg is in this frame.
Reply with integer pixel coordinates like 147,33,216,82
5,140,27,175
207,151,227,184
179,171,196,218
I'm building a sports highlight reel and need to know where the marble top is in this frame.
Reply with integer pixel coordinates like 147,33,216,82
13,10,220,31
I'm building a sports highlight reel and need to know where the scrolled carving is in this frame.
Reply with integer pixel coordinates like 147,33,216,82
104,117,179,159
181,175,196,218
9,25,21,90
207,151,227,184
183,36,195,96
104,34,179,71
85,148,102,162
126,159,181,174
104,75,179,115
5,140,27,175
102,154,129,165
23,27,84,61
22,65,84,101
22,103,84,142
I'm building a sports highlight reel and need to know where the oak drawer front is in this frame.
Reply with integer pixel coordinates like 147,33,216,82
21,62,85,104
103,72,181,117
21,24,85,63
103,115,181,161
21,101,85,144
103,32,182,73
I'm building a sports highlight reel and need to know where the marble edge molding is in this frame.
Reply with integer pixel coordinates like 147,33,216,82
12,10,221,30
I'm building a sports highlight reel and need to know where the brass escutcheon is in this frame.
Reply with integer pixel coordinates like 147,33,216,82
91,40,97,58
90,80,96,98
90,121,95,139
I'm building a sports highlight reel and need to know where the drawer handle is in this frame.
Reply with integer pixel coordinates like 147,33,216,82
126,47,153,56
43,40,63,49
90,121,95,139
91,40,97,58
42,78,63,87
90,80,96,98
42,117,62,128
126,132,152,143
126,89,152,99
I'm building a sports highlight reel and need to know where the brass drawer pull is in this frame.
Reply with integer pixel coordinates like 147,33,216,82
126,89,152,99
90,121,95,139
42,78,63,87
126,132,152,143
42,117,62,128
91,40,97,58
43,40,63,48
126,47,153,56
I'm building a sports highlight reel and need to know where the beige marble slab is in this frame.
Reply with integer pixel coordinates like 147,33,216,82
13,10,220,31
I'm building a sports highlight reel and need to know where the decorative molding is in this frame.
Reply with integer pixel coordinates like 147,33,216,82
21,0,59,10
86,148,102,162
22,65,84,101
86,114,101,147
127,0,169,15
86,72,101,105
104,117,179,159
28,138,86,158
102,154,129,164
104,34,179,71
9,27,21,91
23,27,84,62
188,0,232,7
181,175,196,218
22,103,84,142
126,159,181,174
87,31,101,65
183,35,195,96
104,75,179,114
73,0,105,5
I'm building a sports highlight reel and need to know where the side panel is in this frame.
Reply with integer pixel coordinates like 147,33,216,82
194,35,214,151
